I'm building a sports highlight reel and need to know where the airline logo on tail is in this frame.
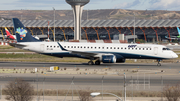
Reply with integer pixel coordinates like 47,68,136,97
16,27,27,40
5,27,15,40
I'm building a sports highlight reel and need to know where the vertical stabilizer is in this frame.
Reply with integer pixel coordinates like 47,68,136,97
5,27,15,40
12,18,41,42
5,27,11,36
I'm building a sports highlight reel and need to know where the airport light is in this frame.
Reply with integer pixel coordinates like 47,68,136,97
43,77,45,101
151,14,152,20
90,92,123,101
36,74,39,101
53,7,55,42
102,76,104,100
66,0,90,40
124,73,126,101
48,21,50,41
134,13,136,43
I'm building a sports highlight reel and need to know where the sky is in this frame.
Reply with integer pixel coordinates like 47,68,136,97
1,0,180,10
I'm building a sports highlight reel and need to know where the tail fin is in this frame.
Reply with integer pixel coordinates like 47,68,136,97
12,18,41,42
5,27,11,36
5,27,16,40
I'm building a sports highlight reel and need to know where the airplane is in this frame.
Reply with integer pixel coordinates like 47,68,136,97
5,27,40,40
165,27,180,40
9,18,178,66
5,27,16,40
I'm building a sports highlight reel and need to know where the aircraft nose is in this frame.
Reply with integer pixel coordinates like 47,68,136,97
172,53,178,58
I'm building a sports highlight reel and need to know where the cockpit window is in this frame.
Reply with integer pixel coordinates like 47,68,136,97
163,48,171,50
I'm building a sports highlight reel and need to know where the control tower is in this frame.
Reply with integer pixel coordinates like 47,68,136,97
66,0,90,40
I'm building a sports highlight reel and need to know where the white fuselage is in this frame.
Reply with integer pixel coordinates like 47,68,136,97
16,42,178,60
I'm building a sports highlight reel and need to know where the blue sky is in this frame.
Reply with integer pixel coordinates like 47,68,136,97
1,0,180,10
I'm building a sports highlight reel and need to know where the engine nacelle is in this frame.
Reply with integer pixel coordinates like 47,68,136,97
102,55,116,63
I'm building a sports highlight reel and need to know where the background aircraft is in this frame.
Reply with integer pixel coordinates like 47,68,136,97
165,27,180,40
5,27,16,40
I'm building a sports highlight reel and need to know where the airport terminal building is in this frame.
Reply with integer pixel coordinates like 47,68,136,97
0,19,179,43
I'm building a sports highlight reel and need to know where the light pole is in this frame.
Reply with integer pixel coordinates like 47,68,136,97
43,77,45,101
91,92,123,101
102,76,104,100
53,7,55,42
124,73,126,101
87,9,88,20
151,14,152,20
48,21,50,41
134,13,136,43
36,74,38,101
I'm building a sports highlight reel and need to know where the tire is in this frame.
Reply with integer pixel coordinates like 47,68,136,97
95,60,100,65
157,63,161,67
88,61,94,65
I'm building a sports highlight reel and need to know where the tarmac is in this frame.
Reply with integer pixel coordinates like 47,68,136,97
0,62,179,101
0,96,162,101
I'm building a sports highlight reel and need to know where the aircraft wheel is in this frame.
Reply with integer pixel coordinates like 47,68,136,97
95,60,100,65
157,63,161,67
157,59,161,67
88,61,94,65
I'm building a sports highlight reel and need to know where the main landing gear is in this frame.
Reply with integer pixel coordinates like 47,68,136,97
88,61,94,65
88,60,101,65
95,60,100,65
157,59,161,67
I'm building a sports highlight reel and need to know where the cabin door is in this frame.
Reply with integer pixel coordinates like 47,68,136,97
154,47,158,55
40,44,44,52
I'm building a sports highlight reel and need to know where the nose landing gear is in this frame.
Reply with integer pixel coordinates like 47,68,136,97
157,59,162,66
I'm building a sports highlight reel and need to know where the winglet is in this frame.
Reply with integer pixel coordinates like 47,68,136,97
57,42,67,51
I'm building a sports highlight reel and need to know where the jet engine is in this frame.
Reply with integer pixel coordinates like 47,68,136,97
100,54,125,63
101,55,116,63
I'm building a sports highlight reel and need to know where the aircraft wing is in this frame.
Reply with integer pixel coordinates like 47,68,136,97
70,50,98,57
57,42,99,59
